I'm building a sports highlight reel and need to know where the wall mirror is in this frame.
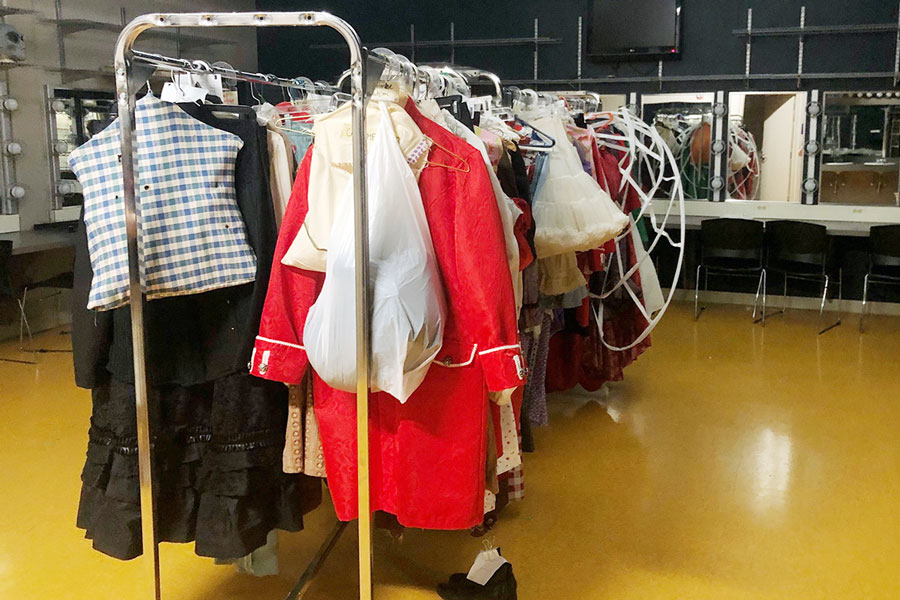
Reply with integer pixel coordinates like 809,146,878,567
820,91,900,206
44,86,116,221
727,91,806,203
642,92,714,200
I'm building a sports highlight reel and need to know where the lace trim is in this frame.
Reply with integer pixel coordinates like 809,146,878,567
88,426,285,455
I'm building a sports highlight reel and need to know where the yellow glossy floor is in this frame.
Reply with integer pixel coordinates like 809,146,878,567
2,302,900,599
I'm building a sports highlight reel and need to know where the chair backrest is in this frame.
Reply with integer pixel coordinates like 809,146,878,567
869,224,900,268
0,240,12,299
700,218,765,263
766,220,828,268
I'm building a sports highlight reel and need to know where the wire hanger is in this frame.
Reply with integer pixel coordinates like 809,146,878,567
425,135,470,173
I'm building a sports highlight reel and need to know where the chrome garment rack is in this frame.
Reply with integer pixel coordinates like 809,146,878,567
113,12,374,600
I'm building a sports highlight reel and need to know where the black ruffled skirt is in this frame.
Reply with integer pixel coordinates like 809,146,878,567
76,372,322,560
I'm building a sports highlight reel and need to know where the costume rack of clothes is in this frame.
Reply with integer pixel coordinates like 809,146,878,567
70,13,683,597
474,89,684,442
73,11,382,599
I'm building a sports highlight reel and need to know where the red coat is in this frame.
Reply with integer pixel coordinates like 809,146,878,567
250,100,525,530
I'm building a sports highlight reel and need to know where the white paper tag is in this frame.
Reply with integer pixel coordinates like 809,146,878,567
160,81,208,103
466,548,508,586
160,72,224,103
190,71,224,100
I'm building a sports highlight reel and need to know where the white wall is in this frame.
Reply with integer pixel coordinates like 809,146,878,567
3,0,258,231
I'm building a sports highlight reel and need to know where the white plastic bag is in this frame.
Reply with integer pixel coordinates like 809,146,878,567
303,101,445,403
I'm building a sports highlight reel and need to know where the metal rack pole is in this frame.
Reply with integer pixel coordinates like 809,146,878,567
113,12,372,600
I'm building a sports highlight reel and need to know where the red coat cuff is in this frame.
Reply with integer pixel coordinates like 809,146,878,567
478,344,527,392
249,336,308,385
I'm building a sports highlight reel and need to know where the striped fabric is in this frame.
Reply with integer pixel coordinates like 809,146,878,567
69,94,257,311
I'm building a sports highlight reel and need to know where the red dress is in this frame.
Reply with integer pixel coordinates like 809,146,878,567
545,137,652,393
249,100,524,530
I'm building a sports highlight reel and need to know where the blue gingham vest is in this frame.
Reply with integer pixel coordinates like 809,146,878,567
69,94,257,311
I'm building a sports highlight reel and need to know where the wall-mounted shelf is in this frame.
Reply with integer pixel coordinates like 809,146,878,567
0,7,36,17
733,23,898,37
311,36,561,50
41,18,234,50
43,65,114,84
43,64,167,86
503,71,899,88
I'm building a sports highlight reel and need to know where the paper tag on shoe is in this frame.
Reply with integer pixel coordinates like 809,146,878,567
466,548,508,585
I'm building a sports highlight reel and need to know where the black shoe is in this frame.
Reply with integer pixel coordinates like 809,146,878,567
436,563,517,600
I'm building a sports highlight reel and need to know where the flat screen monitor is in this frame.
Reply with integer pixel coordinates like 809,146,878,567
588,0,682,61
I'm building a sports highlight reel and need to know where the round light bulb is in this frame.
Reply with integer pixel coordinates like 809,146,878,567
2,97,18,111
5,141,22,155
9,185,25,199
53,140,68,154
51,99,67,112
57,181,75,195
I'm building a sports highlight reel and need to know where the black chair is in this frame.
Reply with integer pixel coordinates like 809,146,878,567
18,270,75,353
765,220,841,334
860,224,900,333
0,240,35,364
694,218,767,323
0,238,74,356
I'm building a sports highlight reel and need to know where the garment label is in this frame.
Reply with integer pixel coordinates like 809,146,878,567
513,354,526,380
466,548,508,585
371,80,401,103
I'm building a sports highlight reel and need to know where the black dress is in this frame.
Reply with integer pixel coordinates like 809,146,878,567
72,108,320,560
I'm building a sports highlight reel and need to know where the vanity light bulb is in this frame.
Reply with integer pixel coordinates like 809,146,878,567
57,181,75,195
53,140,68,154
9,185,25,199
2,97,18,111
5,141,22,155
51,99,67,112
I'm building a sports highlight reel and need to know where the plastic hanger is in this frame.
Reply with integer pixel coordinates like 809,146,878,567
514,116,556,152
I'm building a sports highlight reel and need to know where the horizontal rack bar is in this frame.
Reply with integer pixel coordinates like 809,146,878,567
311,36,561,50
131,49,382,89
732,23,898,37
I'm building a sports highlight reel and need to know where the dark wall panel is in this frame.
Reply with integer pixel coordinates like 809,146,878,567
256,1,900,92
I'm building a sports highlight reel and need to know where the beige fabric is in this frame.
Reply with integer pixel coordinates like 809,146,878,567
302,379,326,477
538,253,586,296
281,101,429,272
418,98,448,127
283,384,305,473
266,128,294,228
495,401,522,476
282,374,326,477
485,409,499,496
